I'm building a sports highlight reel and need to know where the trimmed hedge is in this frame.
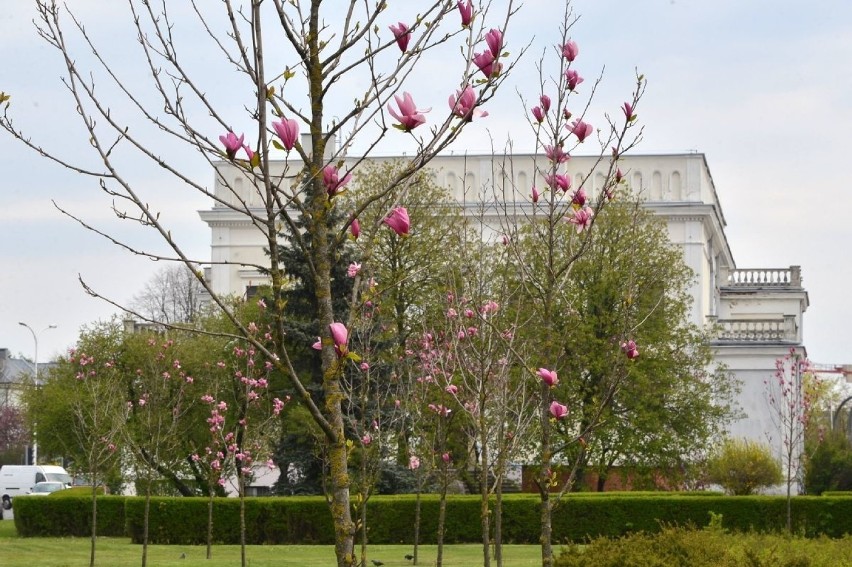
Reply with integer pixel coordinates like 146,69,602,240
13,493,852,543
13,495,125,537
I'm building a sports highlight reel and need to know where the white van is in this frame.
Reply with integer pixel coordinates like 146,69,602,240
0,465,72,504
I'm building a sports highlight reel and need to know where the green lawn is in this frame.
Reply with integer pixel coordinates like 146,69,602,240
0,520,544,566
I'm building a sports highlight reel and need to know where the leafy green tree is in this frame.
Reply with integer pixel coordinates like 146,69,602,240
538,200,738,490
805,430,852,495
706,438,782,495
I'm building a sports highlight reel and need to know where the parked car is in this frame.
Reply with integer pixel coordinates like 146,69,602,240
28,481,67,496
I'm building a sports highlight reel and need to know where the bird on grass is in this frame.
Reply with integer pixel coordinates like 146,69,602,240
371,560,385,567
404,554,414,561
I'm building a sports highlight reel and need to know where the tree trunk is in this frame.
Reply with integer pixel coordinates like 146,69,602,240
539,388,554,567
479,429,491,567
142,487,150,567
89,482,97,567
206,485,214,559
239,474,247,567
413,485,422,565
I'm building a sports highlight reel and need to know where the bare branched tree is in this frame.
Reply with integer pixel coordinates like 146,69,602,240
131,264,206,325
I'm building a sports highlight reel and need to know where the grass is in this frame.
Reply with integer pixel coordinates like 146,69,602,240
0,520,544,566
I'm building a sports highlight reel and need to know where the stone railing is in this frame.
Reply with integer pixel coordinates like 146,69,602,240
712,316,798,343
722,266,801,288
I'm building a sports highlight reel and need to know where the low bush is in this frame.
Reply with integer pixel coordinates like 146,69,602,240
555,526,852,567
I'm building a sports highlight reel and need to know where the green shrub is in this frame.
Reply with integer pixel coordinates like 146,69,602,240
555,527,852,567
13,494,125,537
707,438,783,495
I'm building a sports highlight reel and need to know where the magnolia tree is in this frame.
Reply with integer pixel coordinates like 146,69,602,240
766,348,814,532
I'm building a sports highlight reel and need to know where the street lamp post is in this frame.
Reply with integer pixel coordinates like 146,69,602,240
18,322,57,465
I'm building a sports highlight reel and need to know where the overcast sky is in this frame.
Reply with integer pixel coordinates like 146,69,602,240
2,1,850,364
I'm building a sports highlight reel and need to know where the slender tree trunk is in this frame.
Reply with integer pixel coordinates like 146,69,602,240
89,482,98,567
539,389,554,567
495,474,504,567
437,477,448,567
479,429,491,567
239,474,246,567
142,481,151,567
413,484,422,565
206,485,214,559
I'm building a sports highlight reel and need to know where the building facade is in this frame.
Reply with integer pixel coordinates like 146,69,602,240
199,148,808,462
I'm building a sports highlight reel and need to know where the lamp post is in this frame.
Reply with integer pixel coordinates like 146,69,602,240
18,322,57,465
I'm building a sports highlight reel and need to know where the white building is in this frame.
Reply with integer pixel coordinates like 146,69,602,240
199,148,808,460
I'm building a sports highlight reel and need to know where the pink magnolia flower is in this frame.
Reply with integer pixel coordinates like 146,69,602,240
621,340,639,360
473,51,502,78
389,22,410,52
360,362,370,371
531,185,540,203
361,433,373,446
544,173,571,192
219,131,244,160
241,144,254,162
457,0,473,27
568,207,594,233
448,85,488,122
322,165,352,197
531,105,545,123
312,337,322,351
562,40,579,62
350,218,361,239
570,187,587,208
272,117,299,151
622,102,635,121
485,29,503,57
569,119,594,142
501,234,510,245
347,262,361,278
442,452,452,463
329,322,349,357
446,384,459,395
565,69,584,91
615,168,624,183
409,455,421,470
383,206,410,236
537,368,559,388
545,144,569,164
388,92,428,131
540,94,551,113
549,400,568,420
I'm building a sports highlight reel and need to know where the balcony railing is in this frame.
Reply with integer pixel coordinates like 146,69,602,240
712,316,798,343
722,266,801,288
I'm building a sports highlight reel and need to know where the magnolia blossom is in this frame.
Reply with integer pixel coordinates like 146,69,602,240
442,452,452,463
537,368,559,388
484,28,503,56
330,322,349,357
272,117,299,151
388,92,428,131
622,101,635,120
569,119,594,142
562,40,579,62
457,0,473,27
568,207,594,233
350,218,361,239
565,69,584,91
347,262,361,278
448,85,488,121
540,94,551,112
446,384,459,395
473,51,502,78
389,22,410,52
312,337,322,351
549,400,568,420
545,144,569,164
322,165,352,197
570,187,587,208
621,340,640,360
409,455,421,470
361,433,373,446
531,105,545,123
531,185,540,203
219,131,244,159
383,206,410,236
544,173,571,192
